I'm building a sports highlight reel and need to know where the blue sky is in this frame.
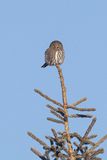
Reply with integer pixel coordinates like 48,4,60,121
0,0,107,159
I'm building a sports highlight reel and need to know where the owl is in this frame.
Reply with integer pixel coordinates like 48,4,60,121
41,40,65,68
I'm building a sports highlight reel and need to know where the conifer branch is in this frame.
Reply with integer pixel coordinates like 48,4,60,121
56,64,75,160
27,131,49,149
69,97,87,107
28,61,107,160
69,113,93,118
34,89,63,107
47,117,64,124
31,147,47,160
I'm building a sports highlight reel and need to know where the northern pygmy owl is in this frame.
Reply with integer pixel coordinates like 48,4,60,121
41,40,65,68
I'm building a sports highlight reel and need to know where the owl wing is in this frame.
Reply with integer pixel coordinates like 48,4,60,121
45,48,55,65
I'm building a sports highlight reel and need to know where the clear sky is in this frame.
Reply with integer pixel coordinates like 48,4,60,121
0,0,107,159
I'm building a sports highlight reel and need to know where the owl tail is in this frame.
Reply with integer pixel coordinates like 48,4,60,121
41,63,48,68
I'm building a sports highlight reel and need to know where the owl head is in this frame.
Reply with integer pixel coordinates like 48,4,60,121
49,40,63,50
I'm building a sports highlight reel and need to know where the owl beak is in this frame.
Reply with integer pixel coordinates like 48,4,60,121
56,46,59,49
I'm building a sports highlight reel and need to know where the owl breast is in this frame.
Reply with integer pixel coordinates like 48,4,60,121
55,50,64,64
45,48,64,66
